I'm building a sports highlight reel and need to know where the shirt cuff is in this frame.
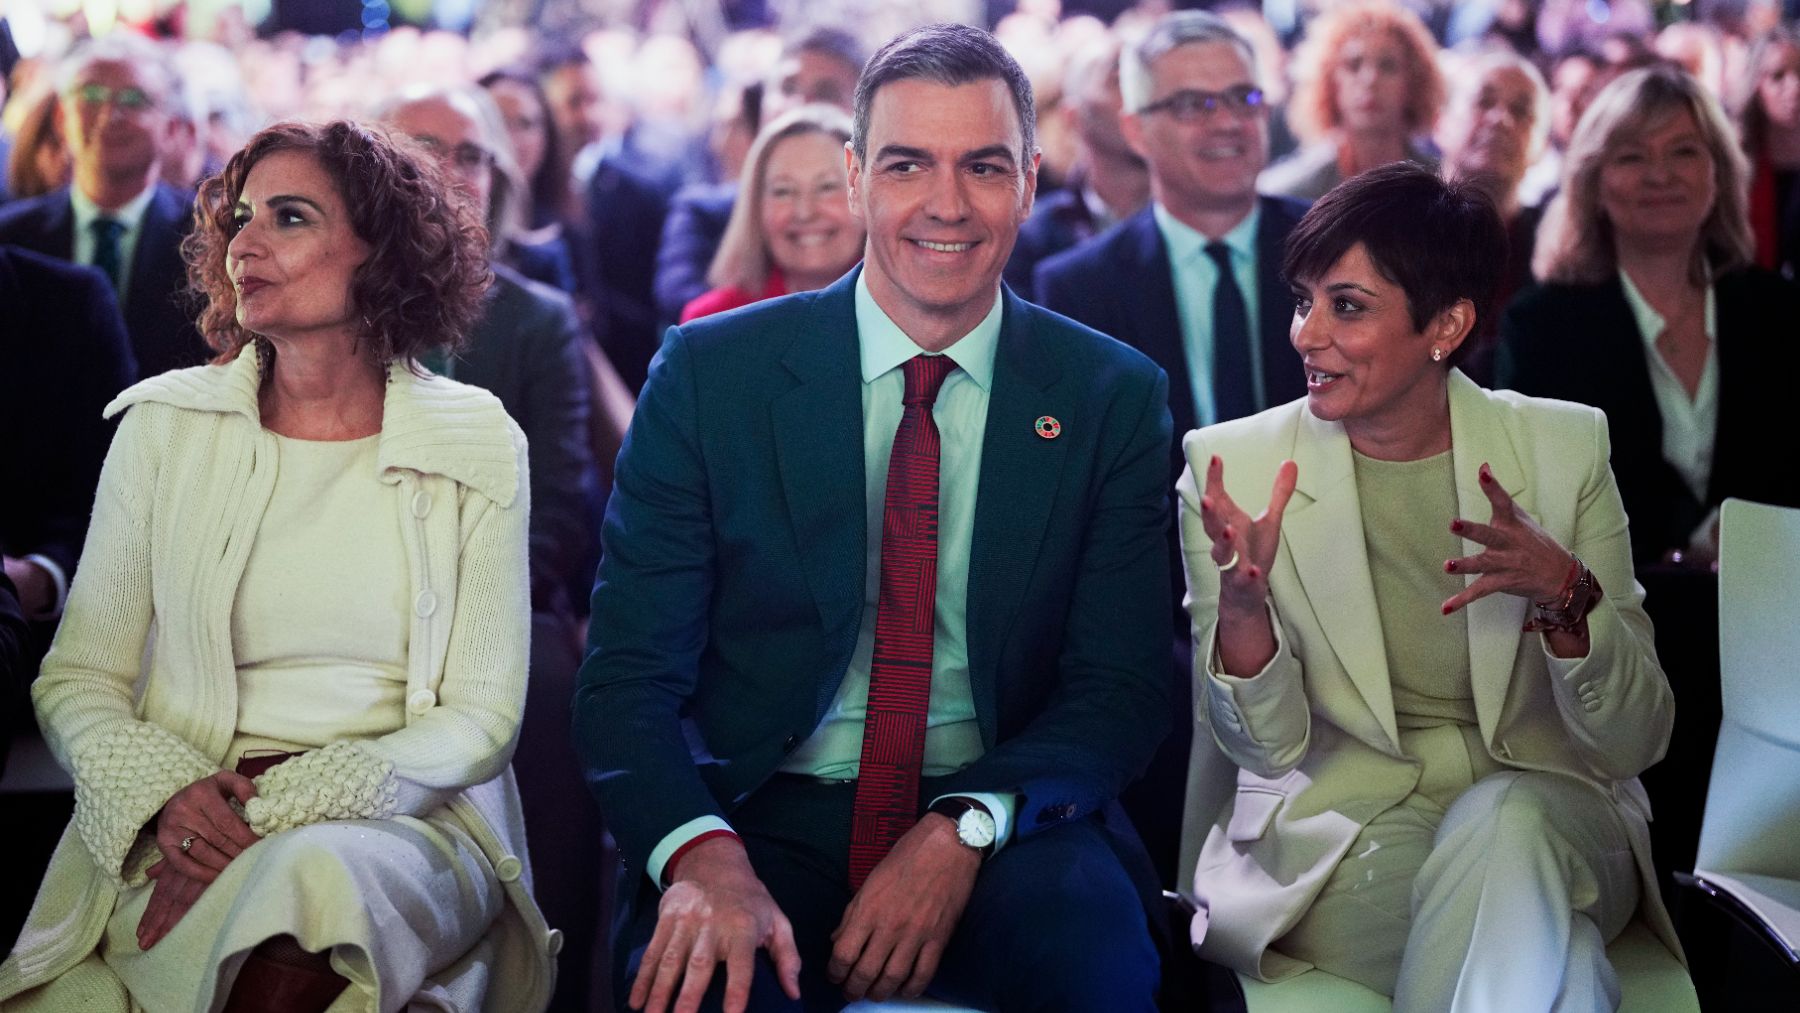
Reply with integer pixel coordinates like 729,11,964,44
930,791,1018,851
647,815,735,890
21,554,69,619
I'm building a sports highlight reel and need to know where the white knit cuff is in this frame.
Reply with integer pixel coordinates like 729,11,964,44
70,721,216,882
244,741,399,837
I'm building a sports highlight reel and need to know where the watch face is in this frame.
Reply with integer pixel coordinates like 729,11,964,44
957,809,998,849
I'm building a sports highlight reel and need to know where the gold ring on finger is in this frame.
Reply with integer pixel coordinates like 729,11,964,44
1219,550,1241,573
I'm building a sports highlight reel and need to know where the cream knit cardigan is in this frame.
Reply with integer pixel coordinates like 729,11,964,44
0,349,556,1011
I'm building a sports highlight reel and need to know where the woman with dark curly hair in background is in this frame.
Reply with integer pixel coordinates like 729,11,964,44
0,120,554,1012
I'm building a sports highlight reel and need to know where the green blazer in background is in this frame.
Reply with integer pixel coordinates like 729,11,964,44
573,267,1175,891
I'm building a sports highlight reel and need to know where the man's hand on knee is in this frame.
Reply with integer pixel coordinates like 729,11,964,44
630,837,802,1013
829,814,980,1003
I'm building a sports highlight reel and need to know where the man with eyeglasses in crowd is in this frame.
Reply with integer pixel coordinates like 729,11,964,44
0,34,207,380
1033,9,1309,886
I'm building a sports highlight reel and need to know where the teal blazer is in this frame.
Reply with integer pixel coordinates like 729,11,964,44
573,268,1175,878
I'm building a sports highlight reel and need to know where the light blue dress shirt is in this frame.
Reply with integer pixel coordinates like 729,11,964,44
1153,202,1267,428
647,275,1015,886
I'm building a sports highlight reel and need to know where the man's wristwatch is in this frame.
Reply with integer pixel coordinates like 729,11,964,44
928,796,997,860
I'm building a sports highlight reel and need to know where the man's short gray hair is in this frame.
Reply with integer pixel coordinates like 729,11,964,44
55,34,181,108
1119,11,1259,114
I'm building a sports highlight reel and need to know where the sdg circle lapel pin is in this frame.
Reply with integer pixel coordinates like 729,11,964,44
1035,416,1061,440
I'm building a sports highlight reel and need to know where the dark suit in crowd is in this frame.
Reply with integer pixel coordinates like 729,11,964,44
1499,267,1800,566
0,184,206,379
652,181,737,329
0,244,137,767
580,157,670,395
574,269,1173,1010
1032,194,1308,886
1001,181,1110,293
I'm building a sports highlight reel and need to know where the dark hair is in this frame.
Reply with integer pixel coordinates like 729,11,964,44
478,66,568,228
185,120,491,366
851,23,1035,165
790,27,867,75
1283,162,1507,366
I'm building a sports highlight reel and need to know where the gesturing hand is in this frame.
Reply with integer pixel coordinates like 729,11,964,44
154,770,261,884
630,836,802,1013
1198,455,1298,616
828,814,979,1003
136,860,207,950
1442,462,1576,614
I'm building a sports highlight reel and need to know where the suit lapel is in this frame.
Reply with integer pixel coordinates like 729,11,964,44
965,291,1069,745
771,278,867,653
1122,211,1196,442
1283,409,1399,748
44,190,76,259
1445,372,1529,739
1253,198,1303,410
127,186,185,333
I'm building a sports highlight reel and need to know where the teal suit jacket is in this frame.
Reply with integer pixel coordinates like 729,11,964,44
574,268,1174,880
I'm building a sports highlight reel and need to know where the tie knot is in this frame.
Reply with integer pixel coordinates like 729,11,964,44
1203,240,1232,270
901,354,958,407
91,217,125,243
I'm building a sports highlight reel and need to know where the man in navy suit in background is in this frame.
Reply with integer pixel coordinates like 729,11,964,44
576,23,1171,1013
1033,10,1309,887
0,35,205,379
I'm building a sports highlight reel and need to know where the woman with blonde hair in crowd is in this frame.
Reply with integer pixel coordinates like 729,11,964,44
679,103,865,322
0,119,553,1011
1501,64,1800,567
1259,0,1443,201
1736,27,1800,279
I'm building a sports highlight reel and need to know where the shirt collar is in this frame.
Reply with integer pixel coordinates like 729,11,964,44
1617,268,1716,351
1151,201,1261,264
70,182,156,233
855,271,1001,392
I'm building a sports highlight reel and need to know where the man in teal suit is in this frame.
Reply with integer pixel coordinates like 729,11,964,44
574,24,1173,1013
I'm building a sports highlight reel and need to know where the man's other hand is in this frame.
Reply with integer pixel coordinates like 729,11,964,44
630,835,802,1013
828,813,980,1002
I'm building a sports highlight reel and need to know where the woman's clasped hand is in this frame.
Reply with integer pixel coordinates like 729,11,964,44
140,770,259,949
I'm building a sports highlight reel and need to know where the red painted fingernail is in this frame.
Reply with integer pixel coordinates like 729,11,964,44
1450,519,1464,533
1247,566,1260,579
1479,469,1492,484
1211,455,1220,468
1445,560,1458,572
1442,604,1454,615
1201,496,1213,511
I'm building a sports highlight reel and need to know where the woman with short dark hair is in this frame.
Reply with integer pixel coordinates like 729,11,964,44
0,120,552,1012
1181,162,1675,1009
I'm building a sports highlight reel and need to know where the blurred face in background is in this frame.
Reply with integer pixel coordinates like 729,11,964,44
1124,40,1268,219
541,62,606,148
60,58,175,194
759,129,863,291
1439,63,1541,200
387,94,495,220
1551,55,1599,149
1333,30,1409,136
1598,109,1716,254
1757,42,1800,131
486,77,549,181
765,49,860,120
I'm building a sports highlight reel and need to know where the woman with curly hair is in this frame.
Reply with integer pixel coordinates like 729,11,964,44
0,120,554,1012
1260,0,1443,201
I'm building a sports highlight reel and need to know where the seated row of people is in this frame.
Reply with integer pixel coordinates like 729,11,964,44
3,12,1795,1013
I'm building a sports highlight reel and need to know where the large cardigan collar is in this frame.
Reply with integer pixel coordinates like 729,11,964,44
102,347,521,507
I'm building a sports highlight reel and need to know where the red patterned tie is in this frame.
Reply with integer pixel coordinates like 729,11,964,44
848,353,958,888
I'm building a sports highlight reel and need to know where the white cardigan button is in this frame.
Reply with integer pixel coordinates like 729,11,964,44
412,491,433,518
407,689,437,715
546,929,565,956
496,855,524,882
415,590,438,617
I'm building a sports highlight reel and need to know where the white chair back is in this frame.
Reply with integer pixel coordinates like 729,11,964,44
1698,498,1800,881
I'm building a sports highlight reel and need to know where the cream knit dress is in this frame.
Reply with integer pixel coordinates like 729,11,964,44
95,435,506,1011
0,353,557,1012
